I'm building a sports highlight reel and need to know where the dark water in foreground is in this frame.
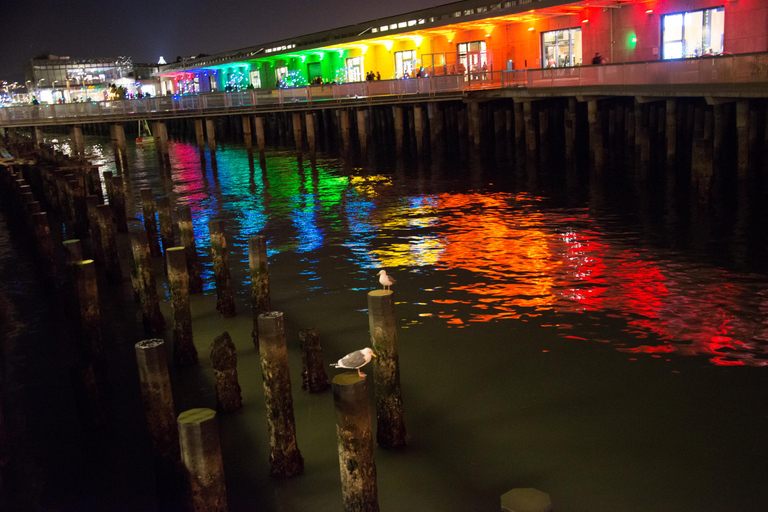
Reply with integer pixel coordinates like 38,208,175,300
2,134,768,511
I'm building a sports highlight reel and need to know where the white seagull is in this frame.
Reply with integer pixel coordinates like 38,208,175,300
377,270,395,290
330,347,377,377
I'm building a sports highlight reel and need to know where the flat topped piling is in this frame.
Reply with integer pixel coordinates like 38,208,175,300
176,206,203,294
257,311,304,478
332,373,379,512
177,408,227,512
210,332,242,413
367,289,407,448
209,219,236,318
248,235,270,349
135,339,184,506
131,230,165,335
167,247,198,366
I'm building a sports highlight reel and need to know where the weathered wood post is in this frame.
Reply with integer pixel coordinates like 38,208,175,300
249,235,270,349
292,112,302,154
469,100,481,148
357,108,368,155
32,212,56,281
177,408,227,512
135,339,184,505
208,219,236,318
131,230,166,335
103,170,114,205
195,118,205,157
71,125,84,157
111,175,128,233
340,109,350,155
305,112,316,159
140,188,162,257
115,124,128,171
166,247,198,366
299,328,329,393
394,106,404,156
332,373,379,512
155,121,171,169
86,195,104,266
75,259,103,363
257,311,304,477
85,166,103,203
96,204,122,284
367,289,407,448
736,99,749,178
210,332,242,413
176,206,204,294
156,195,175,255
587,100,604,174
206,118,217,156
255,116,266,153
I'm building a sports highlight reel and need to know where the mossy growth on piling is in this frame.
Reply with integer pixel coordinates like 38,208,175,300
208,220,236,318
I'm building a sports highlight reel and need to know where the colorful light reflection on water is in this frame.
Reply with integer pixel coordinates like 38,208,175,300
86,136,768,368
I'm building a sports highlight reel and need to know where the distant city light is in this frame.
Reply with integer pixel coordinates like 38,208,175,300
158,56,167,65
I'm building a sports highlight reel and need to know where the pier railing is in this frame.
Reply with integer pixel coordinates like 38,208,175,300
501,52,768,88
0,76,465,126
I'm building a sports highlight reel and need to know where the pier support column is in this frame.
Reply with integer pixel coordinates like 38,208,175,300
292,112,302,154
255,117,266,152
394,107,404,156
154,121,170,169
538,106,550,164
195,118,205,156
736,100,749,178
413,106,424,156
305,112,316,158
565,98,577,174
205,118,217,156
666,99,677,169
114,124,128,171
523,101,538,172
431,102,444,155
35,126,44,148
713,104,724,164
588,100,604,174
514,102,524,169
692,109,714,202
469,100,480,148
340,110,350,154
242,116,253,152
357,109,367,155
71,125,84,157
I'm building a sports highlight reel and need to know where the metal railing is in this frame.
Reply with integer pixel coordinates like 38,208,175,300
501,53,768,89
0,76,465,126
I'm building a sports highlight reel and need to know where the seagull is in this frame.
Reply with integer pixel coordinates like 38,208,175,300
330,347,377,377
377,270,395,290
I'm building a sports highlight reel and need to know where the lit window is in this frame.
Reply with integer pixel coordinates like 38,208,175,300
477,6,487,12
662,7,724,59
372,28,378,33
419,19,426,24
398,22,406,28
464,9,474,15
381,26,388,31
390,24,398,29
408,20,417,26
454,11,462,17
504,1,512,7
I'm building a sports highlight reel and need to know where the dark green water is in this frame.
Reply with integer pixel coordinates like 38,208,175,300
1,133,767,511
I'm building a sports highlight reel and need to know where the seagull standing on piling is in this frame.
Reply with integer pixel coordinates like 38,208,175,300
330,347,377,377
377,270,395,290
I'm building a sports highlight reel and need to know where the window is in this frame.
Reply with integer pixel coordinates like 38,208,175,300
662,7,724,59
250,70,261,89
276,66,287,86
346,57,364,82
395,50,417,78
541,28,582,68
457,41,488,77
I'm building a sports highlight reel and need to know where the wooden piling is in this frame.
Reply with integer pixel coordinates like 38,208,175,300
206,118,217,155
208,219,236,318
255,117,266,152
96,204,122,284
292,112,302,154
114,124,128,171
210,332,242,413
111,176,128,233
32,212,56,281
736,100,749,178
257,311,304,477
394,107,404,156
249,235,271,349
666,98,677,169
140,188,162,257
103,170,115,205
332,373,379,512
75,260,103,363
299,328,329,393
177,408,227,512
131,230,166,335
176,206,203,294
156,196,175,255
135,339,184,505
367,289,406,448
357,109,368,155
166,247,198,366
305,112,316,158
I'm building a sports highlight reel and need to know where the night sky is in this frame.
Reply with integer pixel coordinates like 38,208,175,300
1,0,445,83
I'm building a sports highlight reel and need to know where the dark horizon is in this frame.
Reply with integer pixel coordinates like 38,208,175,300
0,0,444,83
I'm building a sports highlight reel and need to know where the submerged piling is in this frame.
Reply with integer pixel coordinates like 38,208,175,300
249,235,270,349
257,311,304,477
111,176,128,233
176,206,203,294
135,339,184,506
367,289,407,448
177,408,227,512
167,247,198,366
333,373,379,512
210,332,242,413
299,328,329,393
209,219,236,318
130,230,165,335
